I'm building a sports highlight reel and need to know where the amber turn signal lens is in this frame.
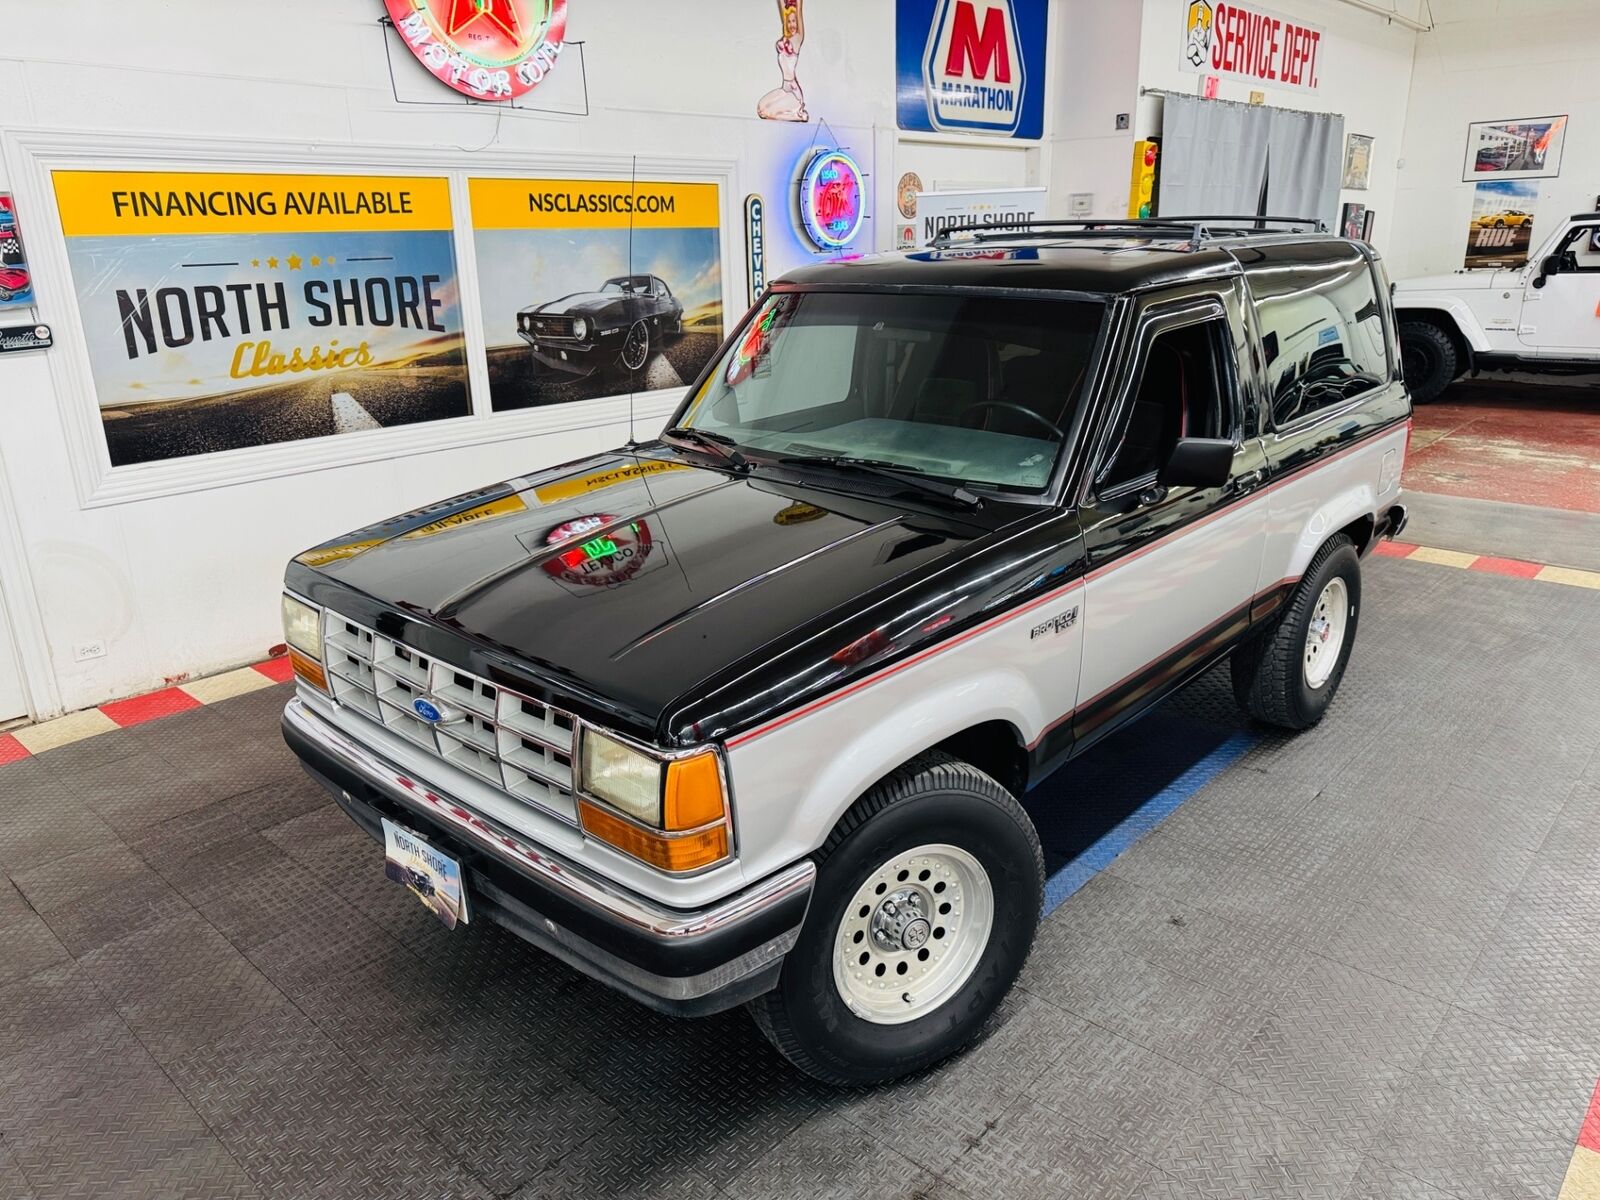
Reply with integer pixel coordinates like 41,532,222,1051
664,751,724,831
288,649,328,692
578,800,729,872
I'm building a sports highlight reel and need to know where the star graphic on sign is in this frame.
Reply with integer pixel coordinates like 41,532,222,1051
251,259,260,268
310,256,321,267
287,254,303,270
327,256,336,265
267,257,279,269
446,0,522,41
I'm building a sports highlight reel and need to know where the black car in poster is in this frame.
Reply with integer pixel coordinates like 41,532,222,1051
517,274,684,378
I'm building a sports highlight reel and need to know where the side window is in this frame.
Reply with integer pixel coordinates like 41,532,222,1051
1551,225,1600,272
1100,316,1236,493
1252,257,1388,426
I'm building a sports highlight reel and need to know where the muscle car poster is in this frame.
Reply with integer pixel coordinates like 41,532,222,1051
1462,115,1566,182
51,171,470,467
469,177,725,411
1464,179,1539,270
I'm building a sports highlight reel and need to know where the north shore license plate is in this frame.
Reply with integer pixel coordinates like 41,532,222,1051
381,817,468,930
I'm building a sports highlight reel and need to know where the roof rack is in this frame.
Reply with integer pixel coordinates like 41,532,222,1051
927,214,1327,248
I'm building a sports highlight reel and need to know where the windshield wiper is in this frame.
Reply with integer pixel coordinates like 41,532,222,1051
662,427,749,472
775,455,981,509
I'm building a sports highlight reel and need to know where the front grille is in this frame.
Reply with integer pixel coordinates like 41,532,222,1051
322,612,578,820
525,314,578,341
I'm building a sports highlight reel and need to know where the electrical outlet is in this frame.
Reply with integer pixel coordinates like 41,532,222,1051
73,640,107,662
1070,193,1094,216
1115,112,1130,131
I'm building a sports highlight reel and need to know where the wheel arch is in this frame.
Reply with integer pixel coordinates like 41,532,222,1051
1283,485,1382,582
1395,303,1485,358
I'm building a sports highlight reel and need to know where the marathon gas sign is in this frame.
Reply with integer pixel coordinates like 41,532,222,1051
896,0,1046,140
1179,1,1324,95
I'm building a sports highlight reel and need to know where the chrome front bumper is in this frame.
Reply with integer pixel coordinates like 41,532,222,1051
282,698,814,1016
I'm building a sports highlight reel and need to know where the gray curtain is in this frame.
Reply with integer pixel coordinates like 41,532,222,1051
1159,94,1271,218
1158,94,1343,230
1265,107,1345,228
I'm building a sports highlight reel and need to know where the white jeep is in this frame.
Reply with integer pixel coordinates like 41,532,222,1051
1395,212,1600,402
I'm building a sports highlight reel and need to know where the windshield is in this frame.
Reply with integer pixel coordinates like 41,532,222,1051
603,277,647,294
678,291,1105,492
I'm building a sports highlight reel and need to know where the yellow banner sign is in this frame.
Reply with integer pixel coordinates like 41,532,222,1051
399,495,529,539
469,177,720,231
533,459,691,504
53,172,454,237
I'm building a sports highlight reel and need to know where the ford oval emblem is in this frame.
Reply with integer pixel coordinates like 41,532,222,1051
412,697,444,723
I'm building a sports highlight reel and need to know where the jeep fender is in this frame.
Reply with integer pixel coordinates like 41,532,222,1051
1392,295,1492,353
725,659,1056,884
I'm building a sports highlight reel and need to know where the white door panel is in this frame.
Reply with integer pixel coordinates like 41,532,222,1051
1521,273,1600,355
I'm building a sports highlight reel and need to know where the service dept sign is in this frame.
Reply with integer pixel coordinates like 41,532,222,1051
1179,0,1324,94
896,0,1046,140
385,0,567,101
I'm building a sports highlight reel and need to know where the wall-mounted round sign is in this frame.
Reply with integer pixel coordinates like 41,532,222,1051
896,172,923,219
798,149,865,252
385,0,568,102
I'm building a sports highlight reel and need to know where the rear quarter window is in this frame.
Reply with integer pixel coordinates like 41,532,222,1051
1242,243,1390,427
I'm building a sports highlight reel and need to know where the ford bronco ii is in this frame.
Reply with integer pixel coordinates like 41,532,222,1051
281,216,1411,1085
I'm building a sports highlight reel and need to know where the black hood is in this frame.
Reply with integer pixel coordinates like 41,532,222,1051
287,449,1002,742
525,291,619,316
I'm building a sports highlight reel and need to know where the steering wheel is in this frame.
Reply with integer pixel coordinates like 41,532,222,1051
964,401,1065,439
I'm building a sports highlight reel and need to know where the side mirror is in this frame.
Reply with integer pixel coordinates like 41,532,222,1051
1159,437,1235,489
1533,255,1559,288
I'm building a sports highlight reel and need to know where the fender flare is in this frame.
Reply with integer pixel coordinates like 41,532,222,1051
1391,296,1492,354
1284,481,1383,581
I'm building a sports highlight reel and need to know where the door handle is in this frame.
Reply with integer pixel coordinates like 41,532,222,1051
1233,468,1266,491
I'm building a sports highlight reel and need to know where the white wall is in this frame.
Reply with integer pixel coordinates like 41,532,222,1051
1136,0,1421,251
1045,0,1144,218
1389,0,1600,280
0,0,905,718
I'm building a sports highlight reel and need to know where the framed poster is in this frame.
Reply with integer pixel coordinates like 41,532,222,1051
469,177,724,412
50,171,470,467
0,195,35,308
1361,209,1375,243
1342,133,1373,190
1463,179,1538,269
1340,202,1367,241
1462,115,1566,181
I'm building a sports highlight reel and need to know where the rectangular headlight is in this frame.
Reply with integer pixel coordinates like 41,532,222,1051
581,730,664,825
281,593,322,659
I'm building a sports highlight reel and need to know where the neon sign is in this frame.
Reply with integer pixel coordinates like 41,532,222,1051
798,149,865,251
384,0,568,102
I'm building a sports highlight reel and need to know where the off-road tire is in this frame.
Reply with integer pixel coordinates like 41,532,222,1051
1230,534,1361,730
749,751,1044,1087
1399,320,1459,404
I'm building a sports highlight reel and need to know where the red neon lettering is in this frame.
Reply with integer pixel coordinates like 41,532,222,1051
944,0,1011,82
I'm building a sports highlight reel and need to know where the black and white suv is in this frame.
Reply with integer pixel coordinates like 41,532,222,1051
280,216,1411,1085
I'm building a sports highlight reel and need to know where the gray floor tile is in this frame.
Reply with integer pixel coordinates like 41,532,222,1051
938,1097,1157,1200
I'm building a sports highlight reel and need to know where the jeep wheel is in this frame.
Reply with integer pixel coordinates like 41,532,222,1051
619,320,650,372
1399,320,1459,404
1230,534,1361,730
750,751,1043,1086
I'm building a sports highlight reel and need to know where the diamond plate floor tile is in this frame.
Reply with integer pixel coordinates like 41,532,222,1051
1418,1006,1600,1143
0,912,68,987
1355,851,1515,948
1024,1017,1212,1162
835,990,1084,1175
0,790,119,878
0,963,117,1061
1313,900,1481,1002
39,867,192,958
60,750,229,836
77,910,245,1006
721,1111,945,1200
938,1097,1157,1200
11,842,151,915
1157,1080,1365,1199
1337,1157,1465,1200
1022,928,1270,1081
1367,1075,1574,1200
117,955,296,1067
509,1122,728,1200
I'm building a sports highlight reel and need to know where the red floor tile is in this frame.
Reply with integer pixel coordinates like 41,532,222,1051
254,657,294,683
1470,555,1544,579
1373,540,1417,558
100,686,203,728
0,733,30,765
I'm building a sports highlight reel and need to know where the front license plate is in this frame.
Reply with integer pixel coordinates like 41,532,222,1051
381,817,469,930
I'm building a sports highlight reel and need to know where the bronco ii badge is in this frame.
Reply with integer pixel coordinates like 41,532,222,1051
1030,606,1079,639
384,0,568,102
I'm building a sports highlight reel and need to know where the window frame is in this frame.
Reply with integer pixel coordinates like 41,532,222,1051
1082,294,1245,506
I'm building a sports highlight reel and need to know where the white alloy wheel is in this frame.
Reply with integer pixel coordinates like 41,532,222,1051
1303,576,1349,689
831,843,995,1025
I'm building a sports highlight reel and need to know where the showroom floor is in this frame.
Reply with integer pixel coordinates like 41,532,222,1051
3,546,1598,1200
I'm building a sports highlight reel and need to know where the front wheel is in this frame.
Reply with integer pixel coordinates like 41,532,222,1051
1399,320,1459,404
750,752,1043,1086
1230,534,1361,730
619,319,650,372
